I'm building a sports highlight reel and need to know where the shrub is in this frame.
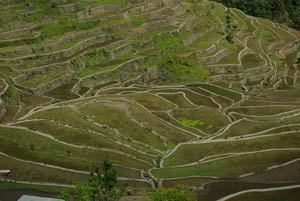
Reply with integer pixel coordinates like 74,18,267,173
150,185,197,201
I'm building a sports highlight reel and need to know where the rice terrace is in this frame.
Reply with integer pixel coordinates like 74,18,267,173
0,0,300,200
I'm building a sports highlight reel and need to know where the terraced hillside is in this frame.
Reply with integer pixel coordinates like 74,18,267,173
0,0,300,200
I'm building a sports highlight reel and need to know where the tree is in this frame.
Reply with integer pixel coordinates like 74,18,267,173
149,185,197,201
58,161,124,201
215,0,300,29
224,9,236,43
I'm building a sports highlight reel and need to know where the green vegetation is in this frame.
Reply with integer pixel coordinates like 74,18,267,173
150,185,197,201
79,102,167,151
45,79,79,100
190,28,222,50
158,93,195,109
218,119,280,138
0,0,300,196
173,107,229,134
146,51,209,83
179,117,205,127
3,84,20,105
190,83,242,101
0,181,70,194
123,92,175,111
0,105,20,124
153,150,300,178
19,68,69,88
241,54,265,69
0,153,87,184
215,0,300,29
227,105,300,116
129,103,193,144
164,132,300,167
224,9,236,43
151,88,219,108
0,126,150,172
228,187,300,201
58,160,125,201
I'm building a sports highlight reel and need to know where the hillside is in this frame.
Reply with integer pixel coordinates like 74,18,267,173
214,0,300,29
0,0,300,200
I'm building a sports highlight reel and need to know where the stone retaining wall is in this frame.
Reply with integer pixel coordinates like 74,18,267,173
149,7,174,20
0,20,132,58
204,44,217,56
13,74,27,83
273,79,283,89
181,15,198,29
0,27,104,57
57,4,76,13
0,32,41,48
209,73,244,82
229,81,243,91
239,49,252,61
138,17,174,34
22,62,70,75
3,35,110,64
244,65,268,77
207,64,243,74
128,3,154,15
136,39,155,53
108,43,133,60
183,33,199,46
76,4,125,20
15,72,75,95
246,72,267,83
282,42,299,55
142,65,162,83
70,40,134,74
199,49,229,65
77,58,143,90
269,72,278,85
102,21,132,33
0,25,39,40
267,40,284,52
